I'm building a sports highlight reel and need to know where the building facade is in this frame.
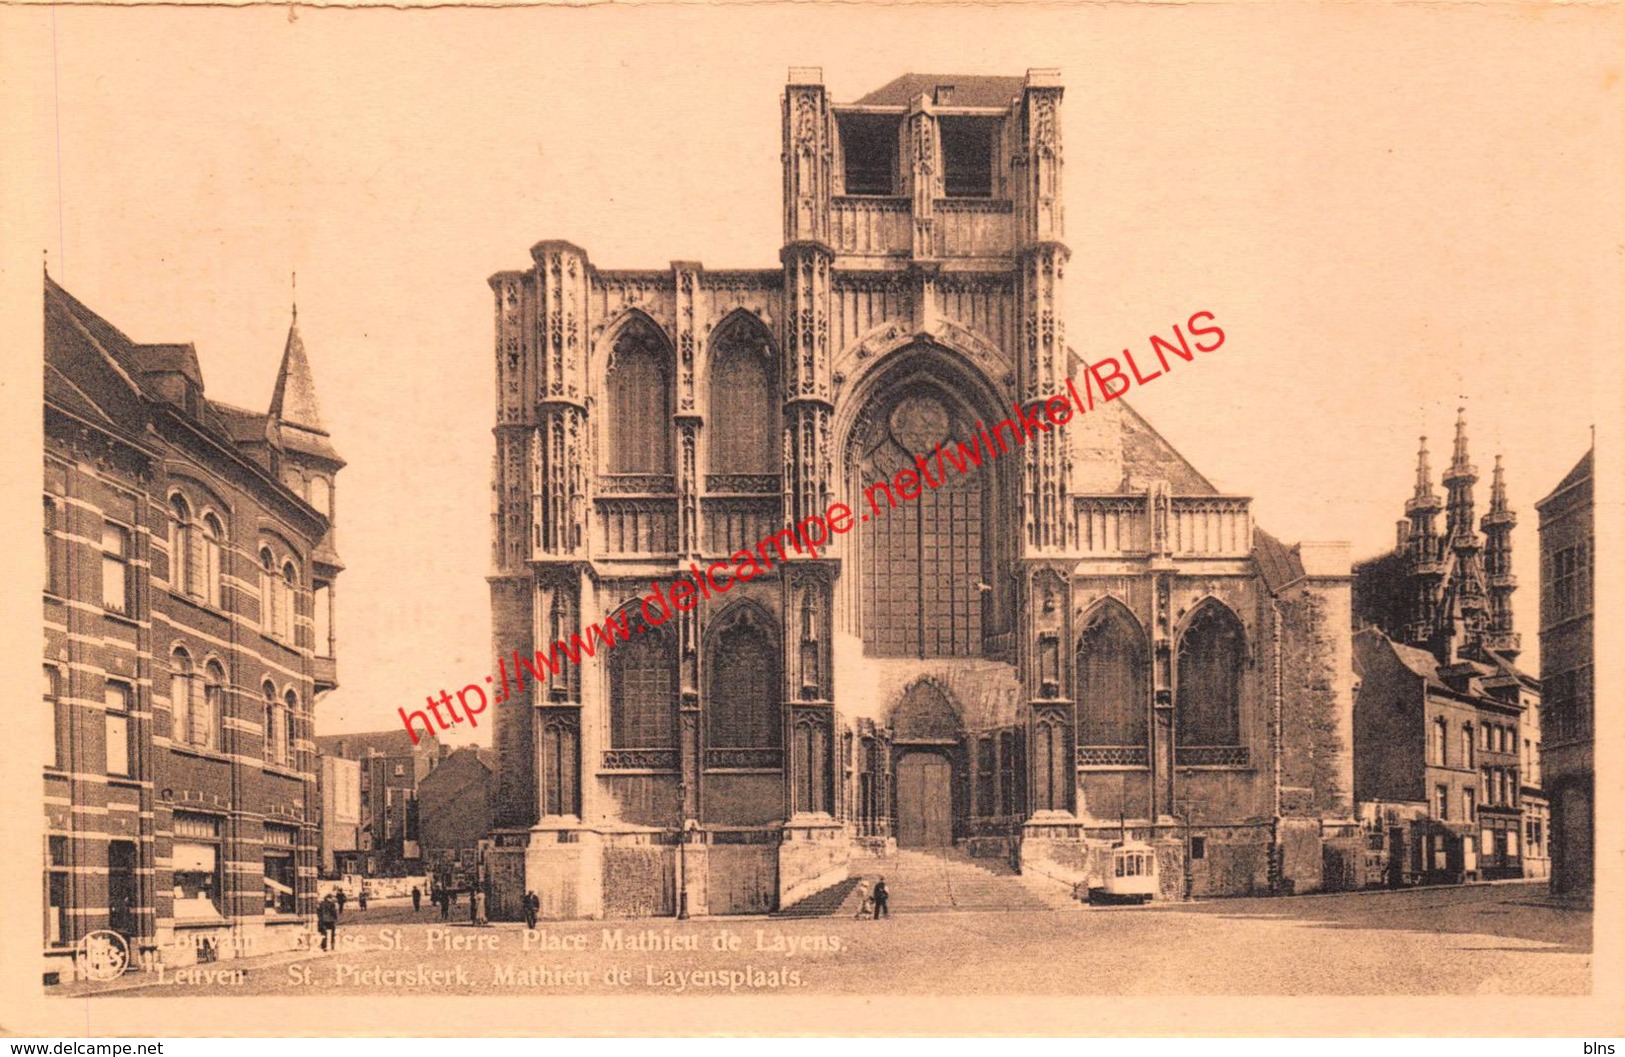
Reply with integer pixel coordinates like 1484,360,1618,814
1351,414,1542,884
1537,449,1593,902
486,69,1358,920
418,746,496,877
314,729,441,876
317,754,363,877
43,278,342,980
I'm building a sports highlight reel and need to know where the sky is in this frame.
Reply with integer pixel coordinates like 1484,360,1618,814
11,2,1620,745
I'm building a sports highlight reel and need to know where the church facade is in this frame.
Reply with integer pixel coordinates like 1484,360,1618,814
486,69,1358,918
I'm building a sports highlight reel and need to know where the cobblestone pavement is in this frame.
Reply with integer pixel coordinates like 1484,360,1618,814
61,880,1588,998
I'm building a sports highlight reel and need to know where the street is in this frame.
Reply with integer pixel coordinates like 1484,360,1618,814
59,881,1589,998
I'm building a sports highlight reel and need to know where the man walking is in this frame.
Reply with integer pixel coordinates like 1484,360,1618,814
411,885,422,913
437,887,450,922
334,888,347,916
872,877,890,919
524,890,540,930
316,893,339,951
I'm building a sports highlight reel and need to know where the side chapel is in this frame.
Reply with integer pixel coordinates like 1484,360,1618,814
486,69,1359,917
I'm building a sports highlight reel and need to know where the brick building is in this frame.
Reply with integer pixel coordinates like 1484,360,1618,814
1351,414,1542,884
314,729,441,876
317,754,363,877
418,746,496,877
484,68,1359,920
1536,448,1593,902
43,277,342,980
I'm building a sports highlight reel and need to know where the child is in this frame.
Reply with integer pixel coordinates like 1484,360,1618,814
854,878,873,919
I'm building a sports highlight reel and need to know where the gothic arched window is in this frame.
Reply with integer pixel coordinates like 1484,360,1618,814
605,319,673,475
1176,602,1245,746
1032,713,1071,813
540,714,580,817
705,609,781,752
858,386,987,658
708,318,778,477
1076,601,1149,747
609,618,677,750
792,716,830,814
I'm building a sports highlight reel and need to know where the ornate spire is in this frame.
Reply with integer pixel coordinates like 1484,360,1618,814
1481,454,1520,657
1443,408,1479,548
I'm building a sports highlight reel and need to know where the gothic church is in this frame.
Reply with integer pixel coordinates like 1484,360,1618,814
486,69,1359,917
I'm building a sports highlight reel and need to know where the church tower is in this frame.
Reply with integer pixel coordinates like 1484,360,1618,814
487,68,1357,920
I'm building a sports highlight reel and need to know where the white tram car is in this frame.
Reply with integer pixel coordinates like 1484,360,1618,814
1087,839,1160,905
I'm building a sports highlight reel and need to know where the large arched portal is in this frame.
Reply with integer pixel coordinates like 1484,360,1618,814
843,351,1014,659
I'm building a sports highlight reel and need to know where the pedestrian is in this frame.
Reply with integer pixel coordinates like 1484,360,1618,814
334,888,347,915
524,890,540,930
853,879,873,919
316,893,339,951
473,888,488,926
412,886,422,913
872,877,889,919
437,888,450,922
357,887,369,912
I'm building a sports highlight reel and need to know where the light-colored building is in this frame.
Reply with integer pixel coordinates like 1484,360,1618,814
318,755,363,877
483,68,1360,920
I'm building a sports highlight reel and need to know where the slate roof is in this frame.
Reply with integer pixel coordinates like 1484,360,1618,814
1252,528,1307,594
1537,448,1592,509
854,74,1027,109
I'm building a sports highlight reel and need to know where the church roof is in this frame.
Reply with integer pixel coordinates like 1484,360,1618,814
1252,528,1307,593
854,74,1027,109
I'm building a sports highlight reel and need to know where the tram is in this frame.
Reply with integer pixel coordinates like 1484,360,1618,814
1088,839,1160,905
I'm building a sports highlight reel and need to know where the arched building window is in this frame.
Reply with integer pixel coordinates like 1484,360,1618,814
279,560,298,642
1076,601,1148,747
199,661,225,751
171,495,194,594
263,681,278,763
792,716,830,815
259,547,276,633
283,689,299,764
201,514,223,608
605,319,672,475
609,617,676,750
705,607,781,755
707,317,778,478
170,648,195,747
1176,602,1245,747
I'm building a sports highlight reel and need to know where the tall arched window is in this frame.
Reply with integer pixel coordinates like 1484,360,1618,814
609,618,676,750
1032,714,1070,812
605,319,672,475
283,689,299,765
170,495,194,594
1175,602,1245,747
1463,724,1475,769
44,496,60,594
201,514,224,608
279,561,298,642
1076,601,1149,747
705,608,781,755
199,661,225,751
707,318,778,477
263,681,278,763
259,547,276,633
792,716,830,814
540,714,580,817
170,648,195,747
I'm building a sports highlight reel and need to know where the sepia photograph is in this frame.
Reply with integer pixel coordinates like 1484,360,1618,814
2,0,1620,1040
